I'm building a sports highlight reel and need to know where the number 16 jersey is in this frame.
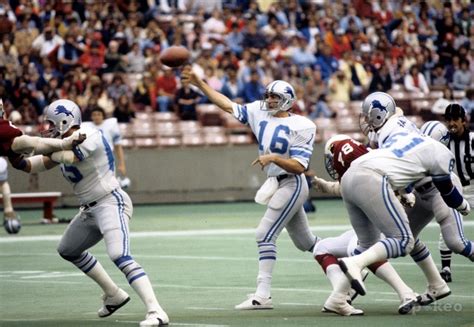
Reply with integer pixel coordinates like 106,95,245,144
232,101,316,177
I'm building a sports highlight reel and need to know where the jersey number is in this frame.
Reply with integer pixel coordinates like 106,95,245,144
258,122,290,154
62,165,83,183
337,143,354,167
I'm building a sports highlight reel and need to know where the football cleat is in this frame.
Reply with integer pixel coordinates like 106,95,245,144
235,294,273,310
418,283,451,306
338,258,366,296
398,292,419,315
323,293,364,316
139,309,169,326
98,288,130,318
346,269,370,304
439,267,452,283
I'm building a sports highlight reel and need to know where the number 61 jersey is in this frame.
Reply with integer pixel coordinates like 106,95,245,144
232,101,316,177
59,126,119,205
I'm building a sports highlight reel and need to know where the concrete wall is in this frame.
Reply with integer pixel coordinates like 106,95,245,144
9,143,332,206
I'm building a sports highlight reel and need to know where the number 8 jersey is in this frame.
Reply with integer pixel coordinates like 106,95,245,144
232,101,316,177
60,126,119,205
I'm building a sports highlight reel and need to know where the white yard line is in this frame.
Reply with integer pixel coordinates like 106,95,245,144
2,221,472,243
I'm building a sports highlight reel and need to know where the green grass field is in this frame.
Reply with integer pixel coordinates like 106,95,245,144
1,200,473,327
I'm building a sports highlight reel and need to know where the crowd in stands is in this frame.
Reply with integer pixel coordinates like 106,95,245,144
0,0,473,131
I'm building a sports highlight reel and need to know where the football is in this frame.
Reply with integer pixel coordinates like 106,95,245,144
159,46,190,67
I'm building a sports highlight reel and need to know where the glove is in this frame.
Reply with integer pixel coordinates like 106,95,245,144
399,193,416,208
456,199,470,216
312,176,341,196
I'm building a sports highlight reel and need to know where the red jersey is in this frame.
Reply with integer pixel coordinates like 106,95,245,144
332,139,369,180
0,119,23,157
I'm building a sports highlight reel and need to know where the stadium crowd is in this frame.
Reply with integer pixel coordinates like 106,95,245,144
0,0,473,128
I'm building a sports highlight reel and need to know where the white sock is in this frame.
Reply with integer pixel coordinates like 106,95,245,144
374,262,414,301
255,259,275,299
352,242,388,268
85,261,118,297
416,254,445,286
326,264,351,294
130,275,162,313
2,182,13,213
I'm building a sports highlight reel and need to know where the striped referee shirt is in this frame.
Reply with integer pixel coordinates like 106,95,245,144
447,130,474,186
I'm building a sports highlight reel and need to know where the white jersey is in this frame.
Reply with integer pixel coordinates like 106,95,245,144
60,126,119,205
369,115,420,148
82,118,122,150
232,101,316,177
352,132,455,191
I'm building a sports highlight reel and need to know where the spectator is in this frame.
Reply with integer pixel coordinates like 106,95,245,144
452,59,472,91
220,66,243,101
339,51,369,100
114,94,135,123
291,35,316,69
315,44,339,81
14,15,39,56
241,69,265,103
78,40,105,74
104,40,126,73
225,22,244,56
430,64,448,89
369,64,393,93
133,73,154,110
0,37,18,72
57,33,81,73
155,67,177,112
460,88,474,117
125,43,146,73
174,79,201,121
328,70,352,103
432,87,454,115
107,74,132,103
404,65,430,94
31,26,64,58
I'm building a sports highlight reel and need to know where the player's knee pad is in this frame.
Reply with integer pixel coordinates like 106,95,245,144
57,246,81,262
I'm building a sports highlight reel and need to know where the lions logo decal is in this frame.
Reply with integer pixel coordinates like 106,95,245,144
371,100,387,113
55,105,74,117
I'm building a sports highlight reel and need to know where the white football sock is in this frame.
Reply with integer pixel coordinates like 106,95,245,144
130,275,162,313
416,254,445,286
326,264,351,294
374,262,414,300
2,182,13,213
352,242,387,268
85,261,119,297
255,260,275,299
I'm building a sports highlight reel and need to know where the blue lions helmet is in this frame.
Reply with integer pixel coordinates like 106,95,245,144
261,80,296,115
361,92,396,133
420,120,450,146
43,99,82,138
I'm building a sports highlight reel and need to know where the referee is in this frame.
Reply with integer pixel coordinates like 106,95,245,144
439,103,474,282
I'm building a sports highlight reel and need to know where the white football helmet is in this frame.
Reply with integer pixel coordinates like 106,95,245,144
420,120,450,146
324,134,351,180
361,92,396,133
43,99,82,138
261,80,296,115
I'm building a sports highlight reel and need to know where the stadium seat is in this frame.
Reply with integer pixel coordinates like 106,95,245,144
153,112,179,122
121,138,135,148
158,136,182,147
196,104,223,126
453,90,466,99
336,116,360,133
134,137,158,148
156,122,182,137
179,121,202,134
228,134,254,145
133,121,157,138
134,112,154,121
119,123,134,138
182,134,205,146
